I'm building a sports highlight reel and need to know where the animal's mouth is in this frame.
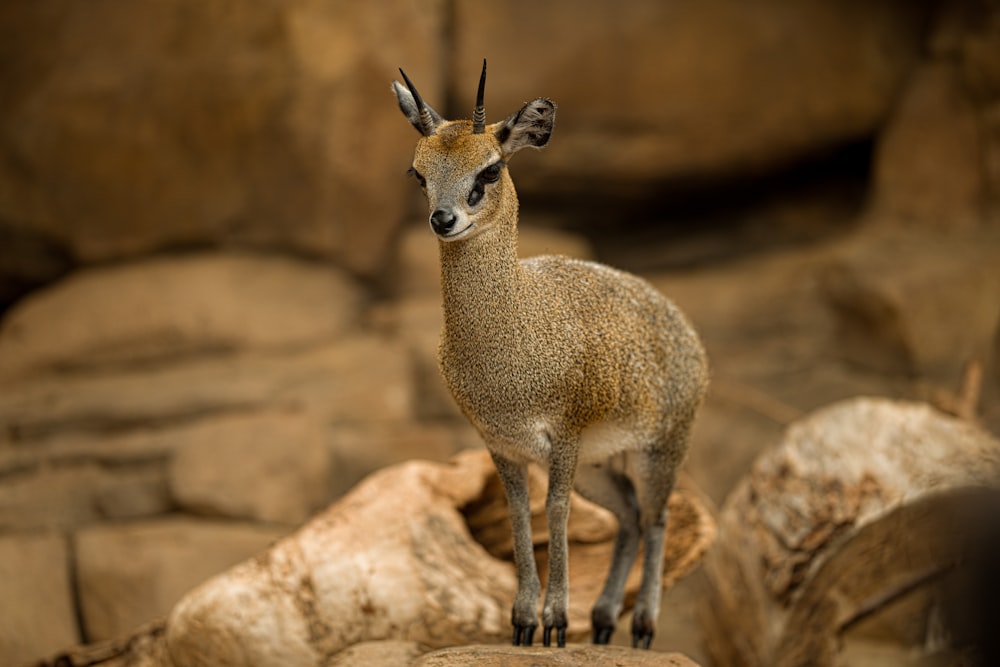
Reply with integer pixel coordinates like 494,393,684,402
439,223,476,241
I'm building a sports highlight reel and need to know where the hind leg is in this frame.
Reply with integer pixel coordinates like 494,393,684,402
627,436,688,649
574,461,641,644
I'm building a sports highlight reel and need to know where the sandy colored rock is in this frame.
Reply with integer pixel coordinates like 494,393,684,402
414,644,701,667
160,451,714,666
452,0,928,196
870,62,985,231
0,532,78,666
0,1,443,275
0,252,361,380
75,518,287,642
0,336,415,445
169,412,334,524
700,397,1000,667
329,640,426,667
820,234,1000,380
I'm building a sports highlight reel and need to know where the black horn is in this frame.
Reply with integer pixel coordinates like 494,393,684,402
399,67,437,136
472,59,487,134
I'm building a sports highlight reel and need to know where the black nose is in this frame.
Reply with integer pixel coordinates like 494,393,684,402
430,208,457,236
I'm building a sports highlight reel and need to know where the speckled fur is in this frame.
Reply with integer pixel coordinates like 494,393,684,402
393,74,708,649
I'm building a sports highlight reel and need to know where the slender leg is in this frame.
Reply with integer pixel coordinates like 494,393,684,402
541,437,579,648
574,462,641,644
628,446,682,650
490,451,540,646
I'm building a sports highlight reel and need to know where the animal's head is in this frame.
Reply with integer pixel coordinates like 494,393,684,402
392,61,556,242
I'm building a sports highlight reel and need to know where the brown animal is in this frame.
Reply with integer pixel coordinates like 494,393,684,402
391,61,708,649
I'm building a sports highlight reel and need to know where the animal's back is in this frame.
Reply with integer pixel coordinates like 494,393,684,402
518,254,708,439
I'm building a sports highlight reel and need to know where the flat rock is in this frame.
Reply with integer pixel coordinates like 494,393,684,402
0,532,78,666
169,412,334,524
0,252,361,380
75,517,286,642
413,644,701,666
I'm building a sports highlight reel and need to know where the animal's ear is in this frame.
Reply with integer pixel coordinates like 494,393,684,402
391,80,443,136
496,98,556,157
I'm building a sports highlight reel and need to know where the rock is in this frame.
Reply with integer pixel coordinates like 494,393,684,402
329,640,425,667
75,517,287,642
169,412,334,524
0,252,361,380
0,1,443,276
162,451,716,666
327,421,479,498
820,234,1000,380
700,397,1000,667
0,532,78,666
869,62,985,231
0,462,171,532
413,644,701,667
451,0,930,196
0,336,415,446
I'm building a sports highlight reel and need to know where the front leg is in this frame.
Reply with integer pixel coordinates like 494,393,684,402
542,437,579,648
490,451,540,646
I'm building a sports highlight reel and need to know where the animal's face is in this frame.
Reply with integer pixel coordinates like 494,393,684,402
392,63,556,242
408,121,509,241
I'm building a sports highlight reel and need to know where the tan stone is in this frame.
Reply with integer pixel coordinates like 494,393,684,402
1,336,416,446
413,644,701,667
452,0,928,195
75,518,287,642
162,451,715,666
0,532,79,666
0,252,361,380
169,412,334,524
0,1,445,275
870,63,985,231
327,421,480,498
329,640,425,667
820,234,1000,380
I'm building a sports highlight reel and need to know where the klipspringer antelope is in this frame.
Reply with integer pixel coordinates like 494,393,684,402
391,61,708,649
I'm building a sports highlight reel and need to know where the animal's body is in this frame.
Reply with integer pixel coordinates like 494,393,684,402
392,62,708,649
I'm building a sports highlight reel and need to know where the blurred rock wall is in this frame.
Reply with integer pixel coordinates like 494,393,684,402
1,0,999,665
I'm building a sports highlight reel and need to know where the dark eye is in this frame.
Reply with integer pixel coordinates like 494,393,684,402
479,162,502,183
407,167,426,188
467,181,485,207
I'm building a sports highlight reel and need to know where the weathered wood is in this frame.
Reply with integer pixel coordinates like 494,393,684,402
700,397,1000,667
38,450,716,667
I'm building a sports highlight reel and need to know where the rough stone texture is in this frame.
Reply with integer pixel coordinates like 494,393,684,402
160,451,715,666
820,233,1000,380
0,252,361,380
0,533,78,666
413,644,701,666
0,1,444,276
75,518,287,643
169,412,334,524
452,0,930,195
327,421,479,499
0,336,415,446
329,640,426,667
700,398,1000,667
870,62,985,231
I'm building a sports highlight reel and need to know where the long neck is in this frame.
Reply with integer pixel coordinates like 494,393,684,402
438,190,523,338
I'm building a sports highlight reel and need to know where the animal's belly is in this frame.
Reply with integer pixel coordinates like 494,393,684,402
577,420,642,465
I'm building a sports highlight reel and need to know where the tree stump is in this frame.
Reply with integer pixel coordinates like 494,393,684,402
38,449,716,667
700,397,1000,667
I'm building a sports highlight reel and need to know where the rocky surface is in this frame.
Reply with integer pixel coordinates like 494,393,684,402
413,644,701,666
2,1,1000,666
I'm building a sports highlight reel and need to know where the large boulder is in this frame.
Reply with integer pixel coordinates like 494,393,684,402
451,0,931,196
0,1,443,276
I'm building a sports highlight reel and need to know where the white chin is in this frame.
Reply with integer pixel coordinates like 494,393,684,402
437,223,476,242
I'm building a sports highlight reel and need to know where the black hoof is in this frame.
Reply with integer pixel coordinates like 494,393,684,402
543,624,567,647
592,625,614,644
631,629,653,650
513,623,536,646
